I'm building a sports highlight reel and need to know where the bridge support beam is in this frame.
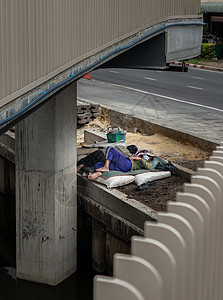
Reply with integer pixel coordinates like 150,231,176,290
15,82,77,285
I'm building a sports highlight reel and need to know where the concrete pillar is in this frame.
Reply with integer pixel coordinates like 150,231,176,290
15,82,77,285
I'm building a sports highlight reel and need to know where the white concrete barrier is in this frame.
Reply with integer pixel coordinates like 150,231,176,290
113,254,162,300
94,145,223,300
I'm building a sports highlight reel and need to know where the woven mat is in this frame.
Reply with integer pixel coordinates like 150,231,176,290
83,157,166,180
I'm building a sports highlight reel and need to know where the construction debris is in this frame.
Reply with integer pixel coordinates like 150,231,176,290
77,100,100,125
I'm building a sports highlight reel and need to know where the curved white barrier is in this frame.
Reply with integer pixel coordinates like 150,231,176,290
94,144,223,300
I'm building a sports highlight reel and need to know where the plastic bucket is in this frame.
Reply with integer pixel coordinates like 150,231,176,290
121,132,126,143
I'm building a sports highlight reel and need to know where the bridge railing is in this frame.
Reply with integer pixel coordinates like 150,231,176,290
94,142,223,300
0,0,201,106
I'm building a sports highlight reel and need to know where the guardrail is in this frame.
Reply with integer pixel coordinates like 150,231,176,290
94,142,223,300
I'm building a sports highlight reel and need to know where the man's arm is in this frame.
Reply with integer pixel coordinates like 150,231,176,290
129,156,142,162
140,158,153,170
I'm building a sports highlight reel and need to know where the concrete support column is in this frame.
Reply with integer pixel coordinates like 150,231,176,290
15,82,77,285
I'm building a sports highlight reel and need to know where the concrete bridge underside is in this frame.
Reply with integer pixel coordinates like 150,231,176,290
0,1,203,286
0,18,202,135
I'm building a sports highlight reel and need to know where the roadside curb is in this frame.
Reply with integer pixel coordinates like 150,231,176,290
171,61,223,72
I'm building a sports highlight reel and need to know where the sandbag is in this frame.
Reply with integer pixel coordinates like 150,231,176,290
95,174,135,189
134,171,171,186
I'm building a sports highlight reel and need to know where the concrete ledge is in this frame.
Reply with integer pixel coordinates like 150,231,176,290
175,163,196,180
84,129,107,144
81,194,144,273
78,173,156,273
78,174,156,230
82,195,144,241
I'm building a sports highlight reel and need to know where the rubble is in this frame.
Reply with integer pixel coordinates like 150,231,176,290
77,100,100,125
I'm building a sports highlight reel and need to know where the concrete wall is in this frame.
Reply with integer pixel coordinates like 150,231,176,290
77,175,155,273
166,20,203,62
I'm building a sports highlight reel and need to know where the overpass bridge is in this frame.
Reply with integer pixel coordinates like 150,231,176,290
0,0,202,285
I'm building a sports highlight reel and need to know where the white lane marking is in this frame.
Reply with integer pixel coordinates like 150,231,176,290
109,70,120,74
144,77,157,81
109,82,223,113
187,86,203,90
191,76,204,80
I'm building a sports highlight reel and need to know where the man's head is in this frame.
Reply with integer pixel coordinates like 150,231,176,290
127,145,138,154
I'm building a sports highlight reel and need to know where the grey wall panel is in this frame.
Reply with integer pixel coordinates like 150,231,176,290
0,0,201,104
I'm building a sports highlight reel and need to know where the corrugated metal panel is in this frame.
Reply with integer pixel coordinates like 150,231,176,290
201,2,223,12
201,0,223,2
0,0,201,103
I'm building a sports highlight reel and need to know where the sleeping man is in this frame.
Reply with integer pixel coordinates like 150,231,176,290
88,146,153,180
77,144,138,173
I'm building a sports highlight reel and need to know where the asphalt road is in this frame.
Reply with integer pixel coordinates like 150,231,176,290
90,67,223,111
78,67,223,144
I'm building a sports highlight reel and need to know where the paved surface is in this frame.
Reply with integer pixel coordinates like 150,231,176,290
78,67,223,146
171,61,223,72
89,68,223,110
